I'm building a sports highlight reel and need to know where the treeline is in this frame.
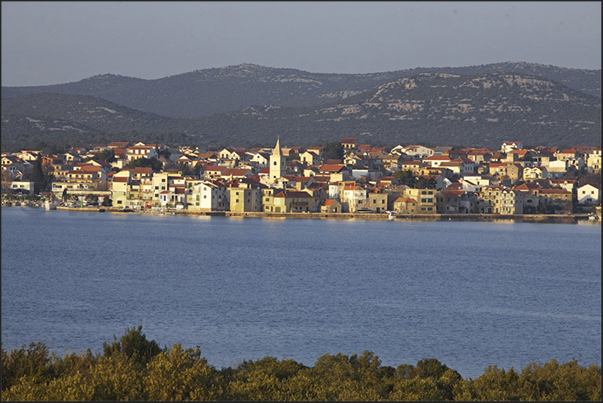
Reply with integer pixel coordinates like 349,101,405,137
2,326,600,401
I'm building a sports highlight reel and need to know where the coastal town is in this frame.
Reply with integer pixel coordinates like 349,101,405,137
1,138,601,219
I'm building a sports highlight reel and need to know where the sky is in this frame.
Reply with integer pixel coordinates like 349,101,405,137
1,1,601,87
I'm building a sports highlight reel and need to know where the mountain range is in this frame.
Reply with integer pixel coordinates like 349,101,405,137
1,62,601,151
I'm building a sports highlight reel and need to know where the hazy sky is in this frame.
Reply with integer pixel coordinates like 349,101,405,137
2,1,601,86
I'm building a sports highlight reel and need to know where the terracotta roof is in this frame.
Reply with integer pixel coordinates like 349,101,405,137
394,197,417,203
539,188,572,195
319,164,345,172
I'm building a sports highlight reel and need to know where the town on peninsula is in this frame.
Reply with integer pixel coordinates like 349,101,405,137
1,138,601,221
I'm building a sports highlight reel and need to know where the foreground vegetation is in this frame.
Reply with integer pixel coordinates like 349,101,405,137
2,327,600,401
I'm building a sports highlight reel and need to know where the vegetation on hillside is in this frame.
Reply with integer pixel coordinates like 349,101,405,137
2,62,600,119
2,70,600,152
2,326,600,401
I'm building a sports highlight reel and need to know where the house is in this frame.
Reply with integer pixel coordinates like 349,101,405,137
504,149,529,162
380,154,405,172
249,152,271,167
300,150,322,165
439,157,475,177
126,145,159,162
538,188,573,213
501,141,523,153
422,155,451,168
221,168,253,180
321,199,342,213
110,171,133,208
523,166,549,181
555,149,579,161
577,183,601,205
342,185,368,212
488,162,523,183
188,180,229,211
436,190,477,214
466,150,492,164
305,146,325,159
393,197,418,214
399,160,423,174
401,188,436,213
477,185,506,214
203,165,227,179
65,165,107,191
544,160,569,178
9,181,34,194
549,179,577,194
229,187,263,213
586,148,601,174
367,191,389,213
400,145,434,158
319,164,349,182
341,138,357,150
268,190,316,213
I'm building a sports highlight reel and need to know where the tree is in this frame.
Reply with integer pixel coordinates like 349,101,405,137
394,170,415,187
177,162,191,176
323,141,344,160
85,194,98,204
29,157,46,194
92,148,116,163
103,325,162,366
127,157,163,172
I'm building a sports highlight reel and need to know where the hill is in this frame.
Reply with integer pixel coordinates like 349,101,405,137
2,71,600,151
196,71,601,149
0,93,199,151
2,62,600,119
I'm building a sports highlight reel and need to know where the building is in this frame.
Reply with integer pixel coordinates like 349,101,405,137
577,183,601,205
269,137,286,183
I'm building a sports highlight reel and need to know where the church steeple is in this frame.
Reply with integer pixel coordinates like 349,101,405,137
270,136,285,182
273,136,282,156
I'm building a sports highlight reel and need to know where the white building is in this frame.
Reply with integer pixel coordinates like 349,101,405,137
577,184,601,205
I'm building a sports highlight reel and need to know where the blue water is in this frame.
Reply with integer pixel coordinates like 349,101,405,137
1,207,601,379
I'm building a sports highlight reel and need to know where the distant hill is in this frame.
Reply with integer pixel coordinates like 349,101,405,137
2,71,600,151
2,62,600,119
195,72,601,149
0,93,199,151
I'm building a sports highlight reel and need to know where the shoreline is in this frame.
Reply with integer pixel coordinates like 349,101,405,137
39,206,600,224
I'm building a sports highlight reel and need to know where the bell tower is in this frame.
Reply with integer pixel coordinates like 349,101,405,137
270,136,285,181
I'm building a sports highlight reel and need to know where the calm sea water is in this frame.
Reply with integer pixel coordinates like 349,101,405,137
1,207,601,379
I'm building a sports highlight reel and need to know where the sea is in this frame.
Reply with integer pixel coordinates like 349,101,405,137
1,207,601,380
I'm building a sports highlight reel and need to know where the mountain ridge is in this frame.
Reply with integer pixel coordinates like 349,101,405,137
2,61,600,119
2,70,600,151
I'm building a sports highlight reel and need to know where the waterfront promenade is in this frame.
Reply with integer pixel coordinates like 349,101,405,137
46,205,599,224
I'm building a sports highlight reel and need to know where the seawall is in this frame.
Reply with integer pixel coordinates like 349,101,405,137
50,206,599,223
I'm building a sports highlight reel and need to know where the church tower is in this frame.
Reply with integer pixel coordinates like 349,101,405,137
270,136,285,181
